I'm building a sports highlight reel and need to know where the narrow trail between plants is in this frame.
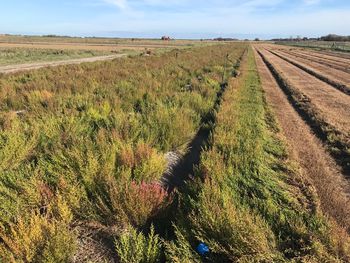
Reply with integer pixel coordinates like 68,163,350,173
254,46,350,231
0,54,127,74
160,85,225,193
161,52,245,193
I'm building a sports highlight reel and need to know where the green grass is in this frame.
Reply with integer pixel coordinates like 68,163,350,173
0,48,112,66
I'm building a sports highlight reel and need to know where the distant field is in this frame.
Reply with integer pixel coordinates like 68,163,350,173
0,34,204,45
0,35,212,66
0,35,209,51
0,48,114,66
276,40,350,52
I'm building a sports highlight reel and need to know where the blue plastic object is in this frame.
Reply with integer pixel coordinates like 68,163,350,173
196,243,209,256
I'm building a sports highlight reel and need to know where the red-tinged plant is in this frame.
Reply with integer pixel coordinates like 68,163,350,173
123,181,171,227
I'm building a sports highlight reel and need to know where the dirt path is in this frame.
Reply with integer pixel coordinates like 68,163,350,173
253,47,350,230
0,54,127,74
259,48,350,138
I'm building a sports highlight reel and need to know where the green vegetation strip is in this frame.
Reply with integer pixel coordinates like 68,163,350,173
165,48,349,262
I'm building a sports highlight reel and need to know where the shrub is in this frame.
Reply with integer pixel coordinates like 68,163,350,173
0,43,248,260
0,116,38,171
122,181,170,227
164,225,201,263
115,225,162,263
0,197,76,263
190,178,277,262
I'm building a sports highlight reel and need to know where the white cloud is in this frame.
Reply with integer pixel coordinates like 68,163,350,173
102,0,128,9
303,0,321,5
10,0,346,38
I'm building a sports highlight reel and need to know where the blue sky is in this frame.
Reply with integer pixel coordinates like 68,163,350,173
0,0,349,39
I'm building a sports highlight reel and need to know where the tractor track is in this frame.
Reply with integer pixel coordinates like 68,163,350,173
161,49,246,193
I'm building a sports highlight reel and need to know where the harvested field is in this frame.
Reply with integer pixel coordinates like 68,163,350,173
277,40,350,52
0,35,205,46
317,49,350,60
294,49,350,65
257,46,350,173
0,42,171,51
263,46,350,94
254,46,350,231
280,48,350,73
0,35,209,52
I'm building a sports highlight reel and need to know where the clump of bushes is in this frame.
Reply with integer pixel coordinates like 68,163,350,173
122,182,170,227
0,43,247,261
0,196,76,263
115,225,162,263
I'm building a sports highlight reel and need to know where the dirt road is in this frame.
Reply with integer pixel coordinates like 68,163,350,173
0,54,127,74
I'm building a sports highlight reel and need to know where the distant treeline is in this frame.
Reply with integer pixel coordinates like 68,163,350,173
273,34,350,42
213,37,239,41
